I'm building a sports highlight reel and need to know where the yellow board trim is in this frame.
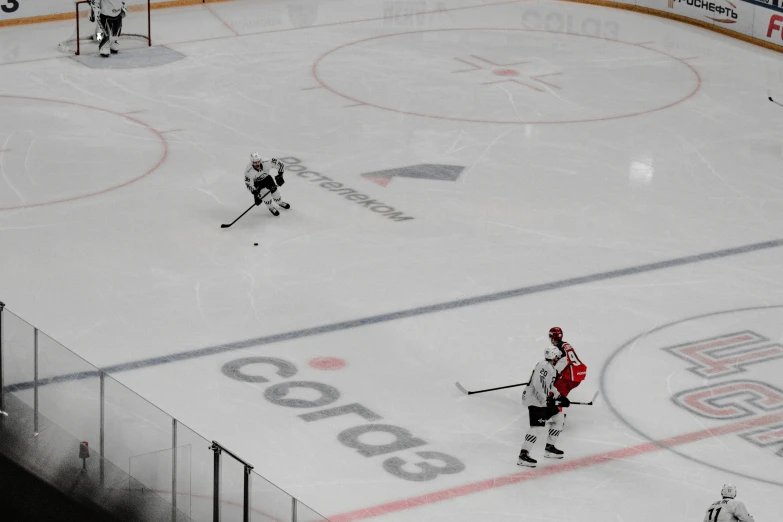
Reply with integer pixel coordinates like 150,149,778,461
0,0,231,28
559,0,783,54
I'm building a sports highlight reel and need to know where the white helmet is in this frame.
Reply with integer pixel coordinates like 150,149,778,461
250,152,262,165
545,346,559,362
721,484,737,498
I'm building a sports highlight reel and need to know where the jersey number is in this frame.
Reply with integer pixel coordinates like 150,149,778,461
538,368,550,388
567,350,582,366
707,507,722,521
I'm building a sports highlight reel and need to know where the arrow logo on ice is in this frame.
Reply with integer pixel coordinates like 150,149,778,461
361,164,464,187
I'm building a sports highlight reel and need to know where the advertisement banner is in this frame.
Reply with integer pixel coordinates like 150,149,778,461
639,0,742,26
0,0,197,24
755,9,783,43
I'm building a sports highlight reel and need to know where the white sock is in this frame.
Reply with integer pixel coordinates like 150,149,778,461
546,412,565,446
521,426,544,453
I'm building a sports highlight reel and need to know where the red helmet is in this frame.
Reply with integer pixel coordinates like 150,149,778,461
549,327,563,342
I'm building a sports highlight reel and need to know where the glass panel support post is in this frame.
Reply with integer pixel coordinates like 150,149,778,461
34,328,39,436
172,418,178,521
243,464,253,522
100,371,105,487
211,441,222,522
0,301,5,417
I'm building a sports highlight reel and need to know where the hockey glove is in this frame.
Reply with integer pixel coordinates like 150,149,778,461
546,394,556,408
557,396,570,408
274,172,285,186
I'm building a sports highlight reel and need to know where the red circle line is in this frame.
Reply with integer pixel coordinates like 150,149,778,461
312,28,702,125
0,95,168,211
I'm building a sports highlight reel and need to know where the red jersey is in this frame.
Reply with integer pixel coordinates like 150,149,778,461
554,341,587,383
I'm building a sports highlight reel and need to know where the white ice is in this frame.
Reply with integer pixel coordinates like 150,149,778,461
1,0,783,520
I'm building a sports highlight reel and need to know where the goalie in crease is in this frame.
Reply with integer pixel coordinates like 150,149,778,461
90,0,129,57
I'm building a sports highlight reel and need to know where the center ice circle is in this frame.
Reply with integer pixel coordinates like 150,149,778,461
313,29,700,124
602,305,783,486
0,96,166,210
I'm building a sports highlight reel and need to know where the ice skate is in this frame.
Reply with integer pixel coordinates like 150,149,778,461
268,206,280,217
278,201,290,209
517,450,537,467
544,444,564,459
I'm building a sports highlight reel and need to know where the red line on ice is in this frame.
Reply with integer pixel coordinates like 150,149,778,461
0,95,168,211
328,411,783,521
204,3,238,36
311,29,702,125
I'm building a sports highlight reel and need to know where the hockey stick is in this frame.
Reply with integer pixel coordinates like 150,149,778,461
455,381,529,395
220,190,270,228
768,92,783,108
568,391,599,406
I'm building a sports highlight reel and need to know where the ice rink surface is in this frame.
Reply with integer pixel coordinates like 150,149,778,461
2,0,783,519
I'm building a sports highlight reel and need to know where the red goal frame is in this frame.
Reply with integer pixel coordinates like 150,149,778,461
70,0,152,55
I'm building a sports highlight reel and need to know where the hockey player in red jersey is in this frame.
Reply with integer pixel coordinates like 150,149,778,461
548,327,587,398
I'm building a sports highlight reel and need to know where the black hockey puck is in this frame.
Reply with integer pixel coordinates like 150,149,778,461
254,243,258,246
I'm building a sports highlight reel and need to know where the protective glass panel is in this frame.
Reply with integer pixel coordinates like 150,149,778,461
296,500,331,522
220,451,246,522
36,330,100,451
103,372,172,473
130,444,192,519
250,471,293,522
1,311,35,411
175,421,214,522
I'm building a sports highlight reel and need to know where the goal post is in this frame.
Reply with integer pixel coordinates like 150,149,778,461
58,0,152,55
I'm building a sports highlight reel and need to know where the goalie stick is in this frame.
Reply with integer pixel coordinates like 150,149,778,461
455,381,529,395
220,190,270,228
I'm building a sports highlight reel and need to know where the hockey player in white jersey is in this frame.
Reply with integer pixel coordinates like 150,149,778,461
90,0,128,57
703,484,755,522
517,346,570,467
245,152,290,217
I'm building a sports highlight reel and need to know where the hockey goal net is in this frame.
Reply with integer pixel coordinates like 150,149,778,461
58,0,151,55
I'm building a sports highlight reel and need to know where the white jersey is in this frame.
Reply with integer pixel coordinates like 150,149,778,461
703,498,755,522
94,0,124,17
244,159,284,192
521,360,559,407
